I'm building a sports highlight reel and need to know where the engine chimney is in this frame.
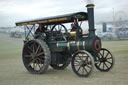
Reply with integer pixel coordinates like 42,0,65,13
86,0,95,37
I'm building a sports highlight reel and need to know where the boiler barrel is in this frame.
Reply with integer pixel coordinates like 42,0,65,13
56,40,85,52
49,36,101,53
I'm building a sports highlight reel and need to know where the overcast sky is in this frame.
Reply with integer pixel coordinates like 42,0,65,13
0,0,128,27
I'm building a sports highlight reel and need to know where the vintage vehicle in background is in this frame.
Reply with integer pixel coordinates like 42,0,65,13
10,31,22,38
15,1,114,77
116,27,128,39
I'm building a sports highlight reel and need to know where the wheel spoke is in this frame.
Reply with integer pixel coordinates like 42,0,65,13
103,63,105,70
99,52,103,58
38,58,44,63
74,61,80,65
77,66,82,72
103,50,104,57
98,62,102,67
83,56,88,58
83,67,88,73
38,45,42,53
86,64,91,69
27,46,33,52
104,62,109,69
58,25,60,30
82,68,84,75
39,56,45,60
59,27,62,32
106,61,112,65
74,64,80,66
36,45,41,54
87,61,92,65
58,25,61,32
38,59,43,67
32,42,35,53
75,56,82,61
78,56,83,61
105,52,109,58
36,52,44,57
107,57,112,60
75,60,80,63
83,56,88,62
27,50,32,54
38,58,42,63
55,28,57,31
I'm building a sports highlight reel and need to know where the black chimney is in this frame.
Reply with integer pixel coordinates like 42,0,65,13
86,4,95,37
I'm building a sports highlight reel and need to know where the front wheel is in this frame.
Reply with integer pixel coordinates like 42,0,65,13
71,51,94,77
95,48,115,72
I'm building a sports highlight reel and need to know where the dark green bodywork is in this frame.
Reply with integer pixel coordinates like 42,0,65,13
48,37,87,53
16,12,100,61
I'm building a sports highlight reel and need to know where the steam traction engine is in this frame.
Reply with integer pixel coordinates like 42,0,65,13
16,3,114,77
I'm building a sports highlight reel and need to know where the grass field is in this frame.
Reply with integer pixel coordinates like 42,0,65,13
0,33,128,85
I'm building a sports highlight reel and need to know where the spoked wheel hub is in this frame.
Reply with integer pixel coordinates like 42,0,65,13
71,51,94,77
22,39,51,74
31,53,36,58
99,58,107,62
95,48,115,72
79,60,90,67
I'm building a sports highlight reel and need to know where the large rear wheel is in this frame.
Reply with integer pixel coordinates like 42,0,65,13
22,39,51,74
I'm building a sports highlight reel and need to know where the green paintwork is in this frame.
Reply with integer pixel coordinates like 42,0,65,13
48,37,87,53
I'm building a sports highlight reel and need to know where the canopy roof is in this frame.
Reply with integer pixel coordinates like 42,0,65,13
16,12,88,26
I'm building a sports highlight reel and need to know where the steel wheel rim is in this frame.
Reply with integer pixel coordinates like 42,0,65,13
95,48,114,71
72,51,94,77
23,40,46,73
